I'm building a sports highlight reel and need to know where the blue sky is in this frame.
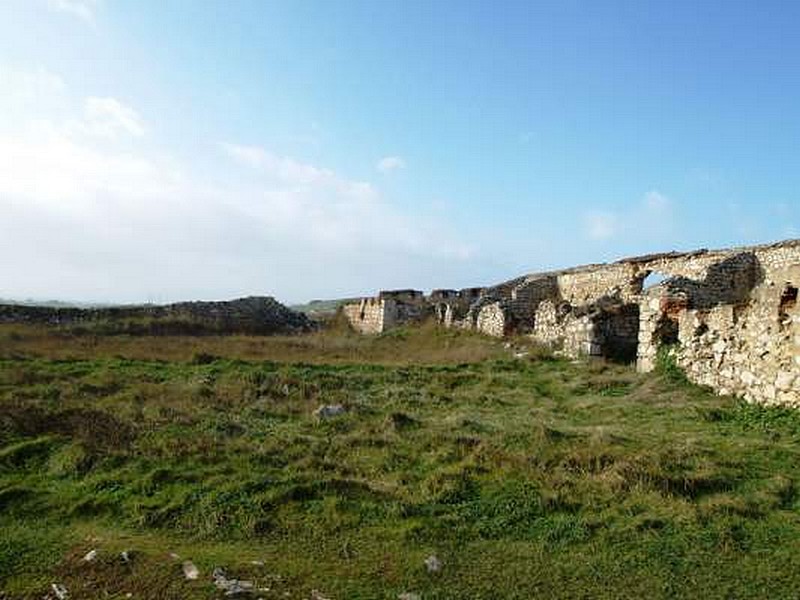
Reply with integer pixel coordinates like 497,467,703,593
1,1,798,303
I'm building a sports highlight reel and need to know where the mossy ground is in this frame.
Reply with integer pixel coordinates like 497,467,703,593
2,325,800,598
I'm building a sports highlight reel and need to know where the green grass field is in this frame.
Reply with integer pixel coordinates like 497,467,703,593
2,324,800,598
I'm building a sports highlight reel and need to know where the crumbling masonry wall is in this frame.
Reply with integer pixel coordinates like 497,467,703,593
343,239,800,406
0,296,313,334
341,290,430,334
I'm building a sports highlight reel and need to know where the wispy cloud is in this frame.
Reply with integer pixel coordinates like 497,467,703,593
583,190,675,241
47,0,100,24
222,142,341,186
77,97,146,138
376,155,406,173
0,69,473,302
0,65,65,104
643,189,670,212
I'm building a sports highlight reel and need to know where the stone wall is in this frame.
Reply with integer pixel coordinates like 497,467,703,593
341,290,434,334
342,238,800,407
0,296,313,335
341,298,388,334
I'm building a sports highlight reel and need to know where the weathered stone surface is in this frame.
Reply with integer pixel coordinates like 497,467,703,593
182,560,200,580
313,404,346,420
212,567,255,596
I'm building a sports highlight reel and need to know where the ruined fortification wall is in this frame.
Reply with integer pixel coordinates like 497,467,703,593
341,290,433,334
656,244,800,406
341,298,388,334
0,296,313,335
342,239,800,407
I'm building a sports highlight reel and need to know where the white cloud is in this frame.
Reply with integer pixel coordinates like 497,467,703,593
583,190,675,241
0,126,174,205
47,0,100,23
0,66,65,105
223,142,340,186
376,155,406,173
643,189,670,212
0,70,473,303
78,97,146,138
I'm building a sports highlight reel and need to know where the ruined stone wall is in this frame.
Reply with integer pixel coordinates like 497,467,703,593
341,298,389,334
506,276,560,329
342,239,800,407
638,244,800,406
556,263,638,305
0,296,313,335
341,290,435,335
475,302,506,337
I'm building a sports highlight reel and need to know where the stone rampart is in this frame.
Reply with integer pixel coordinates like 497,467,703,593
0,296,313,335
342,239,800,406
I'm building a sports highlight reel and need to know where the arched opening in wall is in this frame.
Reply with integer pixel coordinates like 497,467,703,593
594,303,640,363
642,271,670,290
779,284,798,326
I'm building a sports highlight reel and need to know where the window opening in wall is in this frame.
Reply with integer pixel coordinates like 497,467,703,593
643,271,670,290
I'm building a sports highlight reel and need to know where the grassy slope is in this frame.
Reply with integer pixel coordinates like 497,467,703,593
2,326,800,598
0,321,506,365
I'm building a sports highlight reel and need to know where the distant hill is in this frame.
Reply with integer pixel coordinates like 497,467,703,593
290,298,359,318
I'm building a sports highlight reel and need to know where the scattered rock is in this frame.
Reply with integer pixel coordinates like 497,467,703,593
398,593,421,600
213,567,255,596
313,404,346,420
83,549,98,562
120,550,132,564
514,351,528,358
424,554,442,573
310,591,331,600
51,583,69,600
182,560,200,580
169,552,181,560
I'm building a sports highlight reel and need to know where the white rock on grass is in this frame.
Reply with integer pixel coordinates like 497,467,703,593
51,583,69,600
424,554,442,573
83,549,98,562
182,560,200,580
313,404,346,420
398,593,421,600
212,567,255,596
